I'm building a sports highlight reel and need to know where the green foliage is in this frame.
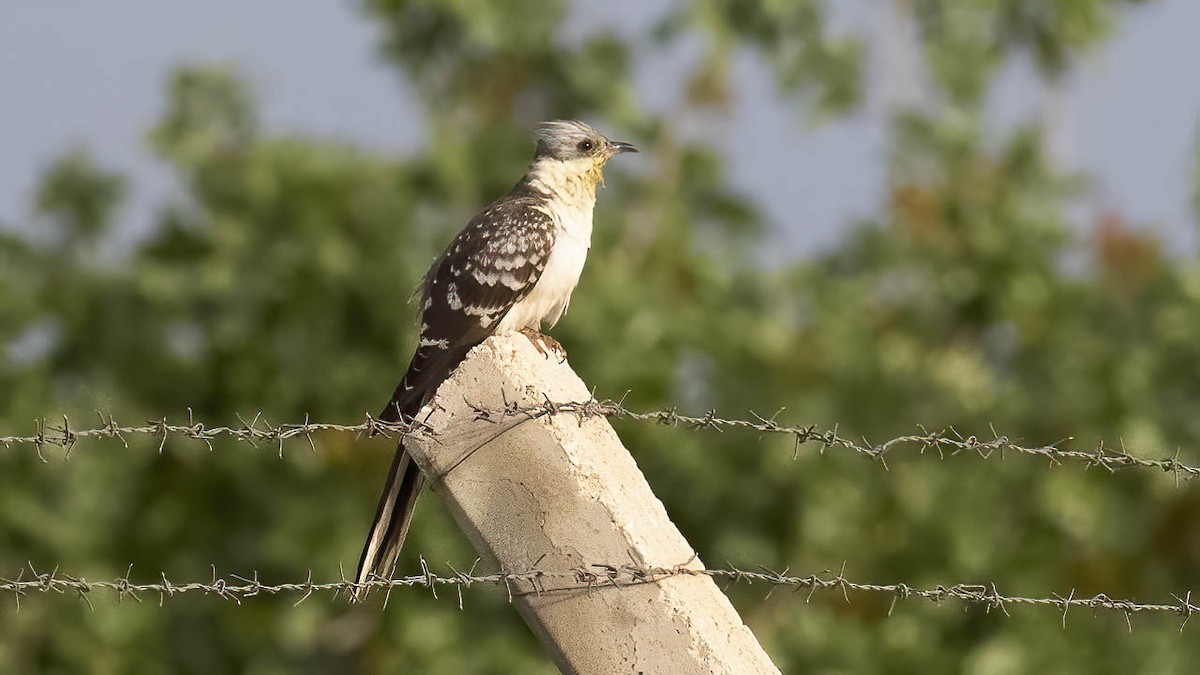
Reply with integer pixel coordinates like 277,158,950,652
914,0,1136,104
34,148,127,242
3,0,1199,672
149,65,259,166
679,0,864,117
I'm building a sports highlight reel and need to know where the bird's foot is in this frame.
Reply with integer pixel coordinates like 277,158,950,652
519,328,567,363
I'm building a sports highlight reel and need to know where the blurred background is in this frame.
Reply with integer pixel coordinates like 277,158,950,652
2,0,1200,672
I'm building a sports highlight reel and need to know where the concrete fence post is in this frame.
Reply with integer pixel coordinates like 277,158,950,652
402,334,780,675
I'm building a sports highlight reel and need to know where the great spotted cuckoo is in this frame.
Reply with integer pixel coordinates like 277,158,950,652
354,121,637,598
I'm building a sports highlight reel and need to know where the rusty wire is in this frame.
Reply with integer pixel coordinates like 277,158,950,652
1,399,1196,480
1,561,1193,630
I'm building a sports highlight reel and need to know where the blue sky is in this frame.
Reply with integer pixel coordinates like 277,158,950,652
1,0,1197,257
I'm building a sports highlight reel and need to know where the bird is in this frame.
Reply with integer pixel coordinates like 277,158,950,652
353,120,637,600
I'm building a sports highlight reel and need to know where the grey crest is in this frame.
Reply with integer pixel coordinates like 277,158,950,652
534,120,610,161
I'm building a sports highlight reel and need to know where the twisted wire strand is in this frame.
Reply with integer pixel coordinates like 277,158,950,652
2,562,1193,630
1,399,1196,480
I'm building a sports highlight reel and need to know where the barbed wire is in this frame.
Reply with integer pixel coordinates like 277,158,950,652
4,398,1195,478
2,561,1193,630
1,399,1197,480
0,410,425,460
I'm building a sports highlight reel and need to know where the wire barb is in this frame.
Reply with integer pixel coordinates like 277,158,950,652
1,399,1196,479
0,414,429,454
1,562,1194,624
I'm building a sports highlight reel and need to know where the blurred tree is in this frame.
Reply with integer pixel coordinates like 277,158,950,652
672,0,864,116
1,0,1198,673
34,148,126,244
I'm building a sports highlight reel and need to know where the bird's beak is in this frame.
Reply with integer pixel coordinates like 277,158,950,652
608,140,638,155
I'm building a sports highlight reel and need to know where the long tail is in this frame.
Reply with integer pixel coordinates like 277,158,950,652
352,445,423,601
352,342,473,602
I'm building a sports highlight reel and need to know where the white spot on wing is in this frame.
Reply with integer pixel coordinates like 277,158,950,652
500,273,525,290
473,269,500,286
495,256,527,271
464,304,501,317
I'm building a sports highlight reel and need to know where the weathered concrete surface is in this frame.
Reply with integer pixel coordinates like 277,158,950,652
404,334,780,675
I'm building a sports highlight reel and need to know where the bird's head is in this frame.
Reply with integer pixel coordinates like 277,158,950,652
529,120,637,195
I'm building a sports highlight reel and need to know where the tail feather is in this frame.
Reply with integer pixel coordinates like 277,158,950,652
353,448,423,601
353,343,474,602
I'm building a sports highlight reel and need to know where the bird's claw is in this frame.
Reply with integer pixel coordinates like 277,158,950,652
520,328,568,363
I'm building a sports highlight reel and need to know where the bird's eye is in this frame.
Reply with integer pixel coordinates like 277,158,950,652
577,140,594,152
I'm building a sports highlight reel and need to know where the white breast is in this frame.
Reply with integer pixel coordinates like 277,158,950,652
497,201,593,332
